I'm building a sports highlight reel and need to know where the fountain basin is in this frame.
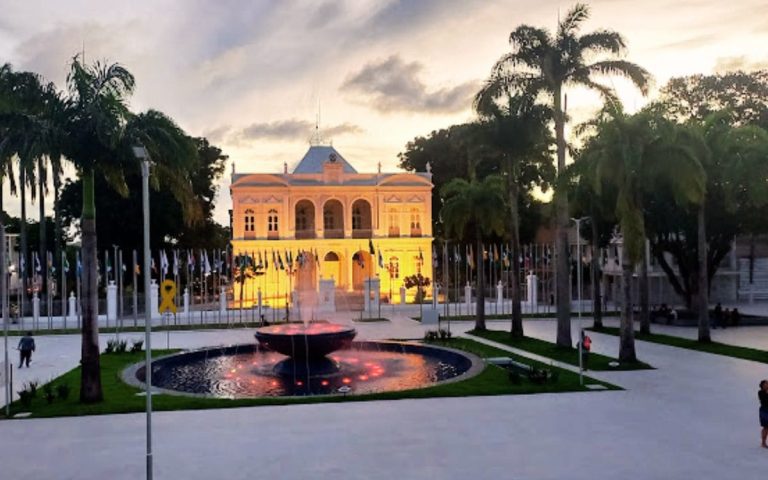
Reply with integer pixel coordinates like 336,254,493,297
254,323,356,359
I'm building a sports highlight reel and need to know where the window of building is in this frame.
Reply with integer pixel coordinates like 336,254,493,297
388,256,399,278
296,207,309,231
268,209,279,232
244,209,255,232
352,206,363,230
388,208,399,236
410,208,421,236
324,209,335,230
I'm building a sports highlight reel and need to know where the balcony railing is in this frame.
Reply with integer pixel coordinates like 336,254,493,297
410,228,422,237
388,227,400,238
324,229,344,239
352,228,372,239
295,230,316,239
267,231,279,240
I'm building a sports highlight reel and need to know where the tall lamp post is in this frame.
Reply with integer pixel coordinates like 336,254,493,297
133,145,153,480
571,216,589,386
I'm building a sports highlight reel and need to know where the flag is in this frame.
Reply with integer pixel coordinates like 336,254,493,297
277,251,284,270
34,252,41,273
47,251,55,274
356,252,364,268
314,249,319,264
432,245,439,269
369,239,375,255
493,244,499,263
173,250,179,276
468,245,475,270
418,248,424,263
257,251,263,269
160,250,168,277
20,254,25,274
503,245,510,268
272,250,277,271
377,247,384,269
76,252,82,277
203,250,211,276
454,245,461,263
63,253,70,273
151,256,157,274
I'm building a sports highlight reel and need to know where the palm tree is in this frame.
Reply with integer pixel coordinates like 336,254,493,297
589,108,705,361
440,175,507,331
62,57,200,402
485,3,651,347
474,92,553,337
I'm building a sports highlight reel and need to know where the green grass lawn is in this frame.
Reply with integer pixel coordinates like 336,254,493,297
468,329,652,371
2,338,617,419
589,325,768,364
352,317,391,323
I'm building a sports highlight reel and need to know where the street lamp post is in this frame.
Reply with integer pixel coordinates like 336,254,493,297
571,217,589,386
133,145,153,480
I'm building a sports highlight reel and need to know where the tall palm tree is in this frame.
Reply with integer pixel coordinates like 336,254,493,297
62,57,200,402
474,92,553,337
485,3,651,347
589,108,705,361
440,175,507,331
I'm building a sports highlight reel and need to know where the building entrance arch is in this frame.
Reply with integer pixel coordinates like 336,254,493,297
352,250,373,290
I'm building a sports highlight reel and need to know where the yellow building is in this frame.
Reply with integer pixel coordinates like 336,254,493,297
230,143,433,307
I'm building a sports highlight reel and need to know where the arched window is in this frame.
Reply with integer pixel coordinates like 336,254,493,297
323,209,335,230
267,209,279,234
244,209,255,235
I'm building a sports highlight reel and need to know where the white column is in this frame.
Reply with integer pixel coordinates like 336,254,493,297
496,280,503,305
150,280,159,320
107,280,118,323
432,283,438,308
219,286,226,314
363,279,371,311
183,288,190,317
32,292,40,328
371,277,380,311
526,273,538,307
68,292,77,323
464,282,472,315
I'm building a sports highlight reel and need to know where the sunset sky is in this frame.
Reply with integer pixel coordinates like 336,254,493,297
1,0,766,225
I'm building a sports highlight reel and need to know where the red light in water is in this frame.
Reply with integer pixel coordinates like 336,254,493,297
271,381,278,387
296,381,303,386
342,377,352,384
237,364,244,369
321,380,329,386
358,375,369,381
230,369,237,373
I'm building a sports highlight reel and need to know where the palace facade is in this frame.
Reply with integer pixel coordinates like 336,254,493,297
229,144,433,307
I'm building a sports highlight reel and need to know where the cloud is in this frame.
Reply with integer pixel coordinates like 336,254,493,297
713,56,768,73
342,55,478,113
654,32,719,51
236,119,362,142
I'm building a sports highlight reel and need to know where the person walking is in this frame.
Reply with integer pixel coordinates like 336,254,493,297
579,330,592,371
17,331,36,368
759,380,768,448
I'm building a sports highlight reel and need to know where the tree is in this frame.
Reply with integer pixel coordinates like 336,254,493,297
485,3,651,347
440,175,507,331
58,136,227,251
586,107,705,360
474,92,554,337
62,57,200,402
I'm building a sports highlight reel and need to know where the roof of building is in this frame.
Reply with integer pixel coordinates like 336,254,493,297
291,145,357,174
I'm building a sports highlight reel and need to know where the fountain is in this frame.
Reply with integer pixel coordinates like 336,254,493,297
127,279,481,398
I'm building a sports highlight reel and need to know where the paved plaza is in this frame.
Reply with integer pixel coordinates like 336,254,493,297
1,309,767,479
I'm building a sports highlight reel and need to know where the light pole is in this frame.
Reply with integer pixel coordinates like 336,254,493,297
571,216,589,386
133,145,153,480
2,223,9,416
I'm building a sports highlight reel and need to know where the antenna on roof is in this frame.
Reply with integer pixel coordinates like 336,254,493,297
309,97,325,146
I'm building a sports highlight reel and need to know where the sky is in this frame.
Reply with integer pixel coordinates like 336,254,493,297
1,0,767,226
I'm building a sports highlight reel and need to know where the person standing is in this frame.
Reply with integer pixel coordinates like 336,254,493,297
759,380,768,448
17,331,35,368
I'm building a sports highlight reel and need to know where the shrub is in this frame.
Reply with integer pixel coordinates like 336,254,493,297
130,340,144,353
508,370,522,385
105,339,117,354
115,340,128,354
423,330,439,341
28,381,39,397
44,385,55,404
56,384,71,400
17,390,32,407
438,329,452,340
